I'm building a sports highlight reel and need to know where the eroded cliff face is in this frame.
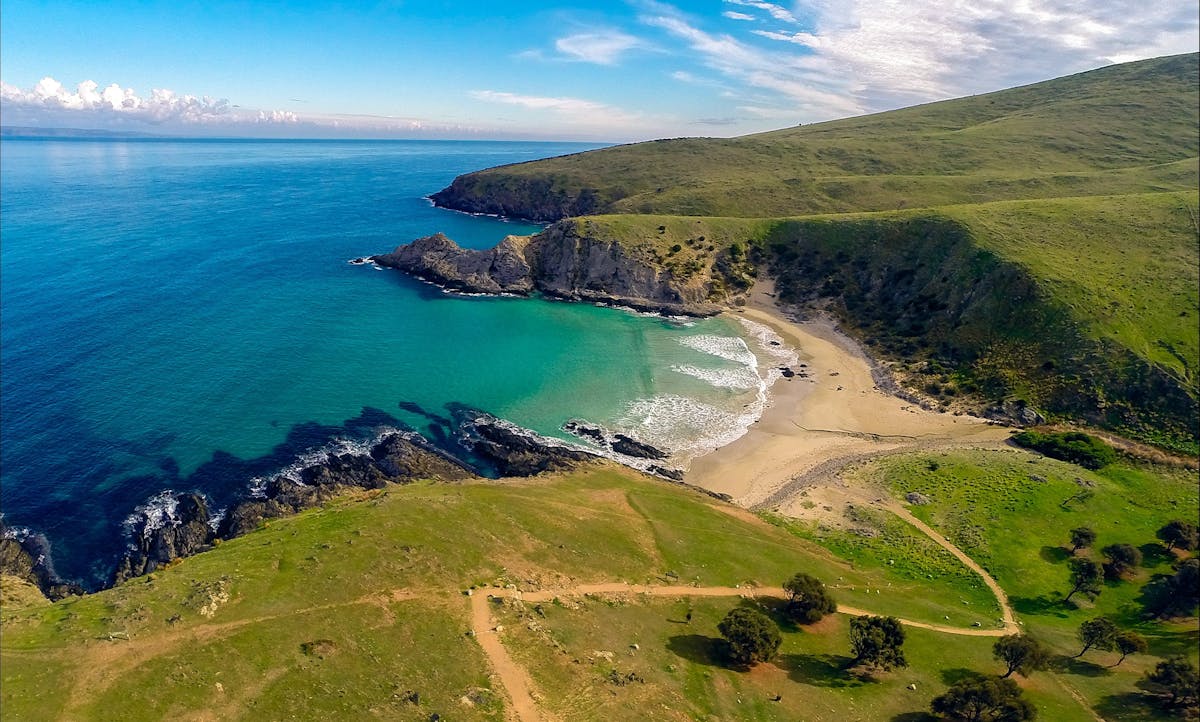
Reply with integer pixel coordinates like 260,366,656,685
373,221,730,316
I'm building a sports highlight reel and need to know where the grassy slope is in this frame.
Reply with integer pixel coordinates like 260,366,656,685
944,192,1199,389
1,464,1159,721
570,193,1200,447
444,54,1198,219
847,449,1199,718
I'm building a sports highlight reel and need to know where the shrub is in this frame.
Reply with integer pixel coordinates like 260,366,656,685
782,572,837,623
993,634,1050,678
1101,543,1142,578
931,675,1035,721
718,607,781,667
849,615,906,671
1011,430,1117,469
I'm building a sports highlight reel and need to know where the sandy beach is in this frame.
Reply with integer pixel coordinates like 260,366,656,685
686,280,1013,511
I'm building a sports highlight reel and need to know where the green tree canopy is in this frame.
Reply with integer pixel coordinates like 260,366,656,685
1142,558,1200,619
1101,543,1142,578
717,607,781,667
782,572,837,624
1069,527,1096,553
931,675,1036,721
849,615,907,671
1156,520,1199,551
1075,617,1118,658
1065,558,1103,602
993,634,1050,678
1113,630,1148,666
1142,656,1199,713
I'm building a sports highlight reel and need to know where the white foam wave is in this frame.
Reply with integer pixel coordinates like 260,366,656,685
1,525,32,542
122,489,181,542
245,426,407,494
671,364,760,390
615,392,765,461
736,317,800,367
679,334,758,366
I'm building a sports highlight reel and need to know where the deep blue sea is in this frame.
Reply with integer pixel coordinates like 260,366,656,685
0,138,792,587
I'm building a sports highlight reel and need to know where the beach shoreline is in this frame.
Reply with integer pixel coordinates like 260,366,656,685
686,279,1013,510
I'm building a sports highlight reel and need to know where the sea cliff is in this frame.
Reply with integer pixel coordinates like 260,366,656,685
372,219,747,316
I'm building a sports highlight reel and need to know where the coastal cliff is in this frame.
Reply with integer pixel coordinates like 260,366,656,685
372,217,755,316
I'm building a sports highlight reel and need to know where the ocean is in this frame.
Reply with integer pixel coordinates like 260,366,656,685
0,138,793,587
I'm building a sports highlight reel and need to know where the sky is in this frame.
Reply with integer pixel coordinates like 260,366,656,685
1,0,1196,141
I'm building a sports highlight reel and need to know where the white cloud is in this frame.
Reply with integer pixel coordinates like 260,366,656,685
641,11,865,119
755,0,1199,109
0,77,248,124
554,30,644,65
722,11,756,21
469,89,648,128
724,0,798,23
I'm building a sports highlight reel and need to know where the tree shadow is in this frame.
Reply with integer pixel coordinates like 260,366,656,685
666,634,724,668
776,653,863,688
1095,691,1161,720
736,595,800,632
1040,546,1071,563
891,714,938,722
1053,654,1112,677
1138,542,1173,567
941,668,987,685
1010,594,1072,617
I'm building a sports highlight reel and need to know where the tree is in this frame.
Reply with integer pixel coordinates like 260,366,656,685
782,572,837,623
1101,543,1142,578
1142,558,1200,619
1069,527,1096,553
1157,520,1199,552
717,607,781,667
849,615,907,671
1142,657,1199,713
1064,558,1103,602
1112,630,1147,667
931,676,1036,722
1075,617,1118,658
993,634,1050,678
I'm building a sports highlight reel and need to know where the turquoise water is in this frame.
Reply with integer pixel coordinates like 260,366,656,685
0,139,788,586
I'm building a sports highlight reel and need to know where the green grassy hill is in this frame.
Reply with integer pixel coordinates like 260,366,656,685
427,54,1200,449
432,54,1197,220
3,463,1194,720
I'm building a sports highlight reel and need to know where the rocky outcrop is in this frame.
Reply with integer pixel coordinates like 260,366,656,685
562,421,669,461
0,522,84,600
373,233,534,295
373,222,725,317
114,493,214,584
458,413,596,476
217,432,472,540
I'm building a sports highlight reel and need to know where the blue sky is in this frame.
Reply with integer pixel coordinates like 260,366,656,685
2,0,1196,140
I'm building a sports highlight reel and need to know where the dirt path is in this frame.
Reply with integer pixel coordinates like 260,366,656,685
493,583,1013,637
880,502,1018,633
470,592,549,722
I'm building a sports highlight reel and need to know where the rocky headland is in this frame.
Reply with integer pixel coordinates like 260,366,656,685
372,220,734,317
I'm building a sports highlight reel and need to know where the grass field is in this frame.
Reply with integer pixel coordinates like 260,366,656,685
4,461,1194,720
0,466,1005,721
840,448,1199,719
497,596,1093,721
